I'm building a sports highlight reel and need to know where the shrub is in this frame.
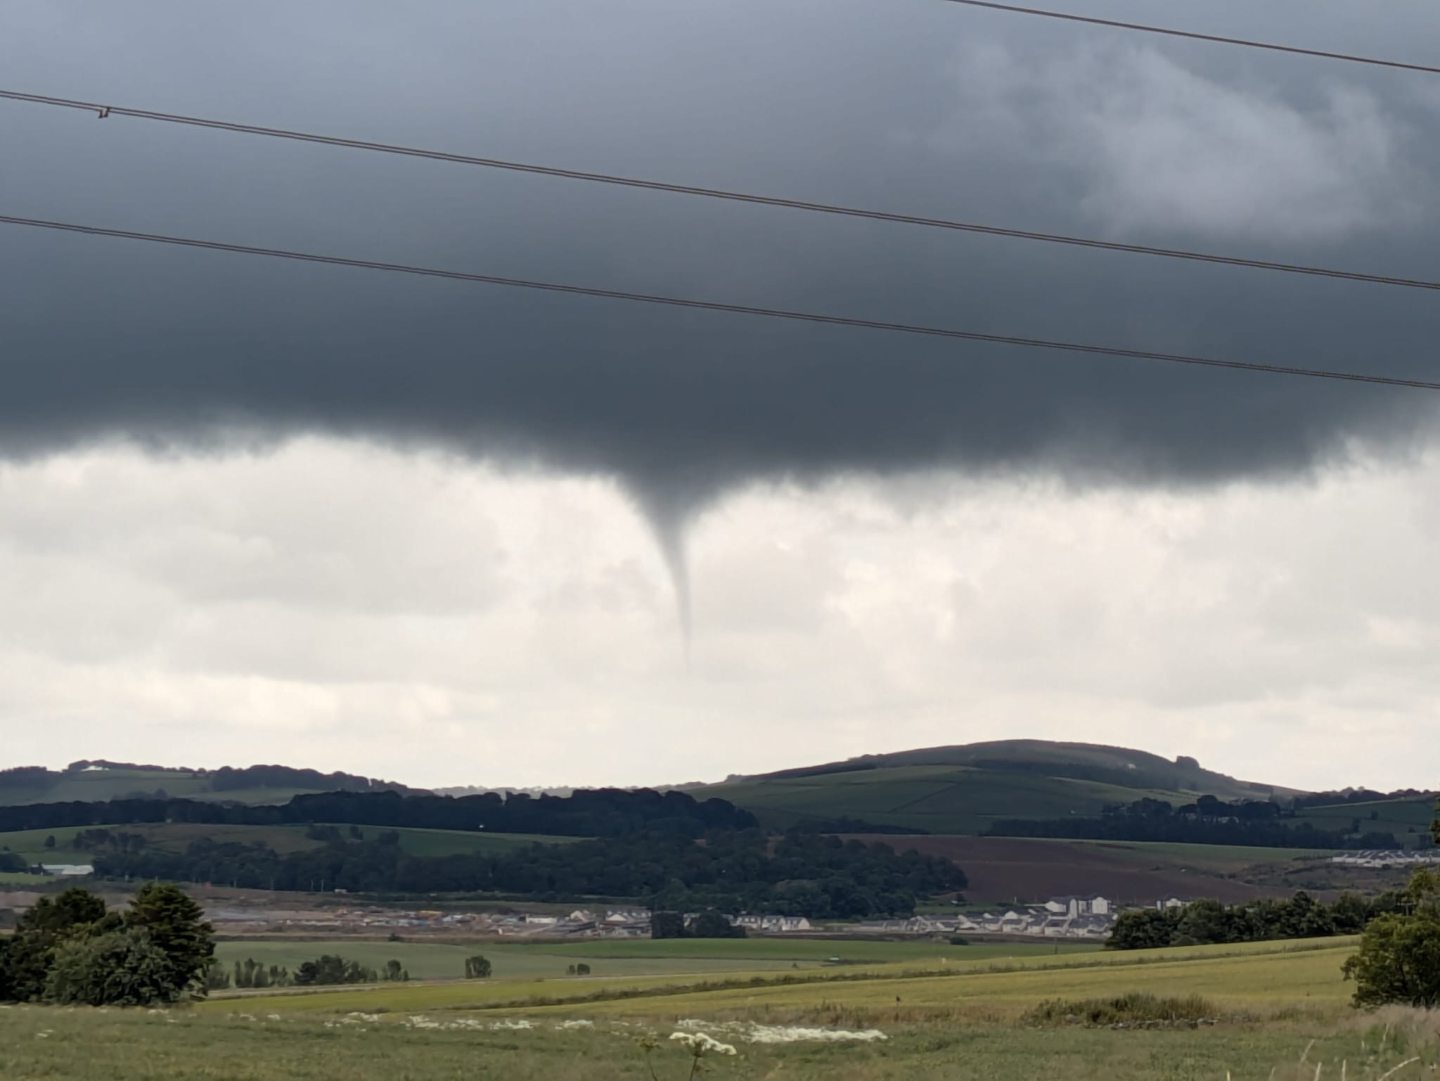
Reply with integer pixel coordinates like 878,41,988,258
1023,993,1220,1027
1344,870,1440,1010
44,929,179,1006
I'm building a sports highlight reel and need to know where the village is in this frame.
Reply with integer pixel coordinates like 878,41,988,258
195,893,1191,942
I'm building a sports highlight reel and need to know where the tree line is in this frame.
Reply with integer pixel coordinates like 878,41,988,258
0,786,757,839
1107,890,1405,950
91,829,966,918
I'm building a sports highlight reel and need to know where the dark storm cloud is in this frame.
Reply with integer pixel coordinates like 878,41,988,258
4,0,1440,528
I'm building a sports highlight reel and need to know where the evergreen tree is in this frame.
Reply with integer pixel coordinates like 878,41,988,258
124,882,215,997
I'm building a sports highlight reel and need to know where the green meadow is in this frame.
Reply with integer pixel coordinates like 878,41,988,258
215,935,1098,982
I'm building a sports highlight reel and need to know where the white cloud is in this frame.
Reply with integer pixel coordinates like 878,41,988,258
934,41,1419,241
0,439,1438,792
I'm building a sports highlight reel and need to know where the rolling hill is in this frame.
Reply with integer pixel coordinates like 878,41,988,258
698,740,1299,833
0,762,420,807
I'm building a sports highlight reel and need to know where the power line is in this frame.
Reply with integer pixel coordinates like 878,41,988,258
4,212,1438,391
2,89,1438,294
938,0,1440,76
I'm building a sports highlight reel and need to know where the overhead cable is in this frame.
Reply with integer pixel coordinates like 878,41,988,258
4,212,1439,391
2,89,1437,294
938,0,1440,75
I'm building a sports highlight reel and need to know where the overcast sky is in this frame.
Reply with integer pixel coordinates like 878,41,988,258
2,0,1439,791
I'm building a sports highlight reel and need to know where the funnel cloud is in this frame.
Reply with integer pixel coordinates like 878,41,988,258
4,0,1440,627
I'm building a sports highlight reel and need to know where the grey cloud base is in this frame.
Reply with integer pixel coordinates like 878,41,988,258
3,0,1440,524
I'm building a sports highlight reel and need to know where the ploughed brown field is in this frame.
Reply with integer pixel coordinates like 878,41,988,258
842,835,1312,904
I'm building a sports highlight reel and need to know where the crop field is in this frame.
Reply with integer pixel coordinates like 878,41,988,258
846,834,1326,904
214,936,1097,982
710,764,1199,833
8,934,1434,1080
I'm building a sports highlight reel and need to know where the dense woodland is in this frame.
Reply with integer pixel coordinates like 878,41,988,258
0,787,757,838
991,795,1407,848
91,829,965,918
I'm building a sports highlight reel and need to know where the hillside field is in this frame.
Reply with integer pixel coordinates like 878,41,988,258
0,822,577,864
1292,797,1435,840
0,767,342,807
707,763,1199,833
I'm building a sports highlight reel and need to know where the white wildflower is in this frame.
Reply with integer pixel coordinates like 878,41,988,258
674,1020,886,1045
744,1024,887,1044
669,1032,737,1056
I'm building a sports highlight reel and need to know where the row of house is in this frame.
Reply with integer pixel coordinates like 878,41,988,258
1330,850,1440,869
851,896,1120,940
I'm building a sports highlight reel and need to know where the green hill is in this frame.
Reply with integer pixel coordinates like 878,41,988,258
699,740,1299,833
0,762,420,807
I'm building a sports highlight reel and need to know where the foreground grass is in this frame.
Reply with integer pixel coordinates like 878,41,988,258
9,936,1433,1080
4,1003,1438,1080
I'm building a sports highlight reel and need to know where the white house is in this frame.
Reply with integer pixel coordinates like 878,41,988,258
1046,896,1112,919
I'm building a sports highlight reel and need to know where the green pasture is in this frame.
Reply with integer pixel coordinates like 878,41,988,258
214,936,1095,983
1061,839,1330,870
342,825,580,856
210,936,1355,1018
0,870,47,886
1292,798,1435,841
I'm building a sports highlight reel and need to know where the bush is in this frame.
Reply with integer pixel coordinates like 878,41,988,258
1023,993,1220,1028
294,955,377,985
44,929,179,1006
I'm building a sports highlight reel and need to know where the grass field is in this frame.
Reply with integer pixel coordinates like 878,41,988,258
215,936,1098,982
0,870,46,886
1292,797,1435,841
7,1005,1431,1081
8,936,1437,1080
207,936,1355,1018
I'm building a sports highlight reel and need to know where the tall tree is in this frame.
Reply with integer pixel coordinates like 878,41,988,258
124,883,215,997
